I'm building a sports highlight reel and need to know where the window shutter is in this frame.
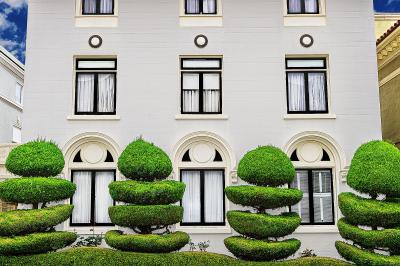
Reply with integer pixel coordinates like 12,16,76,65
291,171,310,223
312,170,333,223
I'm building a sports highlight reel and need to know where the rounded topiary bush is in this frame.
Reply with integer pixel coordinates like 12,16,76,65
0,140,77,255
224,146,302,261
106,138,189,252
336,141,400,264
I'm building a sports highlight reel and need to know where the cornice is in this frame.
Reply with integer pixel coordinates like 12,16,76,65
377,26,400,68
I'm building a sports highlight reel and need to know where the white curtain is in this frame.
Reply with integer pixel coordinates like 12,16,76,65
288,73,306,112
203,74,220,113
308,73,326,111
72,171,92,224
77,74,95,113
100,0,113,13
182,171,201,223
98,74,115,113
305,0,318,13
203,0,216,13
313,170,333,223
288,0,301,13
204,171,224,223
291,171,310,223
186,0,200,13
83,0,96,13
182,73,200,112
95,172,114,224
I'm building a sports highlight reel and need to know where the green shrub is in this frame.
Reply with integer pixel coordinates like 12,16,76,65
109,205,183,228
5,140,64,177
0,178,76,204
225,186,302,210
117,139,172,181
338,218,400,253
339,192,400,228
347,141,400,197
0,231,77,256
227,211,301,239
224,236,301,262
0,205,73,236
237,146,295,187
336,241,400,266
109,180,185,205
105,230,189,253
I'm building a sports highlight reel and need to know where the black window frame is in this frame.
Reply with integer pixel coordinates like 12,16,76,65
285,58,328,114
185,0,218,15
180,169,226,226
70,169,116,227
287,0,320,15
289,169,335,226
180,58,223,115
82,0,115,15
75,59,117,116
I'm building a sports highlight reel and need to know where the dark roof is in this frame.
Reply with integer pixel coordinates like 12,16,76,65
377,20,400,45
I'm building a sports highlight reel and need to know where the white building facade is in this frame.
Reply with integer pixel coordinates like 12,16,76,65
23,0,381,257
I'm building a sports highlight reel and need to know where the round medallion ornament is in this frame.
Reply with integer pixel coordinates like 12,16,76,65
194,34,208,48
300,34,314,48
89,35,103,49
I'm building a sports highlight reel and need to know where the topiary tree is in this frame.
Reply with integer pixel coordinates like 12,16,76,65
0,140,77,255
336,141,400,265
224,146,303,261
105,139,189,253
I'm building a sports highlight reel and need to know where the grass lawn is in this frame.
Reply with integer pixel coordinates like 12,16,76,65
0,247,351,266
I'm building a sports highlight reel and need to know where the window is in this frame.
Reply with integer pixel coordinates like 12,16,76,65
286,58,328,114
12,126,21,143
71,170,115,226
287,0,319,14
185,0,217,15
75,59,117,115
180,169,225,226
82,0,114,15
15,83,23,105
181,58,222,114
289,169,334,225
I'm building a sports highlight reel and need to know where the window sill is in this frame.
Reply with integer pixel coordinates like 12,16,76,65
175,114,228,120
67,226,116,235
0,94,23,111
294,225,338,234
67,115,121,121
284,114,336,120
176,225,231,234
284,15,326,27
75,15,118,27
179,15,223,27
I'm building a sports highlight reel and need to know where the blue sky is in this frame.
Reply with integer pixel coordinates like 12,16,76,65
0,0,400,64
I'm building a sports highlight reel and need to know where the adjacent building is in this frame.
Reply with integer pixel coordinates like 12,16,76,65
23,0,381,257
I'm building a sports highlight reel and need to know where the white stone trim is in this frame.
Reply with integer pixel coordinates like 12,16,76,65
283,0,327,27
179,0,223,27
284,114,336,120
175,114,228,120
294,225,339,234
0,93,23,111
67,115,121,121
75,0,119,27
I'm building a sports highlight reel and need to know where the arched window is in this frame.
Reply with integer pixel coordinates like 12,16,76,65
64,133,119,228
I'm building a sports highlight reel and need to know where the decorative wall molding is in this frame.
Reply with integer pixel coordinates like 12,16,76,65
377,26,400,68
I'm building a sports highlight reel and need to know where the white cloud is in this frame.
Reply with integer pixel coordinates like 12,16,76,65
0,13,17,32
387,0,400,5
0,38,25,60
0,0,27,9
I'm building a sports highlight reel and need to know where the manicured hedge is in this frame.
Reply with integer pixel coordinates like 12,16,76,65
227,211,301,239
346,141,400,197
0,178,76,204
0,205,74,236
237,146,295,187
105,230,189,253
109,180,185,205
339,192,400,228
0,231,77,256
225,186,302,210
5,140,64,177
336,241,400,266
117,139,172,181
109,205,183,228
224,236,301,262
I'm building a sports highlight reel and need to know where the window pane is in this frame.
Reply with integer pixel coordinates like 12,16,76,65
186,0,200,14
287,59,325,69
76,74,95,113
313,170,333,223
15,83,23,105
182,73,200,112
83,0,97,14
95,172,114,224
97,74,115,113
77,60,116,70
203,0,216,13
182,59,221,69
288,0,301,13
204,171,224,223
72,171,92,224
308,73,326,111
203,74,220,113
291,171,310,223
287,73,306,112
12,127,21,143
182,171,201,223
305,0,318,13
100,0,113,14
